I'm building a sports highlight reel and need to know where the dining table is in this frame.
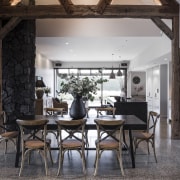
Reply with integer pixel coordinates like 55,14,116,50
15,114,147,168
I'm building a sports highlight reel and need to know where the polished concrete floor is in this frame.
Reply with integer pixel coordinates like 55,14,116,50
0,118,180,179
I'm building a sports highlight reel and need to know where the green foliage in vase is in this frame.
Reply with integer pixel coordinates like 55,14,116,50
44,87,51,94
60,75,108,101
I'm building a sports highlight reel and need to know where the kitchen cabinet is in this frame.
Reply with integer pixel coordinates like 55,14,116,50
146,64,167,117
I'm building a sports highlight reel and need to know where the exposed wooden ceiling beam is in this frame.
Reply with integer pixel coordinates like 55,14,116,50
165,0,179,6
159,0,179,6
0,0,10,5
29,0,35,5
97,0,112,14
159,0,168,5
151,17,173,40
0,17,21,39
0,5,178,19
58,0,73,14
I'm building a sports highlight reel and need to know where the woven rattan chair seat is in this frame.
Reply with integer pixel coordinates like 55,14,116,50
1,131,19,138
62,139,82,148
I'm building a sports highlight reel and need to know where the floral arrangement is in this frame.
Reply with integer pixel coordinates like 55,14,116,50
136,86,143,92
134,85,143,95
60,75,108,101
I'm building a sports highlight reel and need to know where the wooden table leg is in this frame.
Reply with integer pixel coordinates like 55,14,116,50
15,132,21,167
129,129,135,168
113,109,115,118
97,110,99,118
61,111,63,117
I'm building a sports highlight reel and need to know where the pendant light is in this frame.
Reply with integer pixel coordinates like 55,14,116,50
109,67,116,79
109,54,116,79
117,64,122,76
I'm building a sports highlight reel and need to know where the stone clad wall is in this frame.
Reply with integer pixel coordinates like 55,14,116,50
2,20,36,128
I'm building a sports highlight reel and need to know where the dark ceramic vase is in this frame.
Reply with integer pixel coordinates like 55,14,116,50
36,89,44,99
70,95,86,119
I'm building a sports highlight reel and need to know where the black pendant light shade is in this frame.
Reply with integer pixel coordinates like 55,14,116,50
109,68,115,79
117,64,122,76
110,53,116,79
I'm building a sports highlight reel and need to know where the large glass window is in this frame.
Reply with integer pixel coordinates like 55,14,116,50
55,68,126,106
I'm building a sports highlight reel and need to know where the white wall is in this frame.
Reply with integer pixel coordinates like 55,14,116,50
168,62,172,120
129,34,171,71
35,52,54,97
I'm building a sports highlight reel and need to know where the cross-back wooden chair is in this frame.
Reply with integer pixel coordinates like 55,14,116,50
16,119,53,176
94,119,125,176
56,119,87,176
132,111,160,162
0,111,19,154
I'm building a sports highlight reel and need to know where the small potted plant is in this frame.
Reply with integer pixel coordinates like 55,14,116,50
44,87,51,97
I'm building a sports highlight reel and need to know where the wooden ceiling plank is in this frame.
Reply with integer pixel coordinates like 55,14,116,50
0,17,21,39
58,0,73,14
151,17,173,40
0,5,178,19
97,0,112,14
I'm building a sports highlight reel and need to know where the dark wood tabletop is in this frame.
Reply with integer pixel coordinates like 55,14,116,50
35,114,147,131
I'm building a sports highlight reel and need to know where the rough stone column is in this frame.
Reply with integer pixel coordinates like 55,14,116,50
2,20,36,129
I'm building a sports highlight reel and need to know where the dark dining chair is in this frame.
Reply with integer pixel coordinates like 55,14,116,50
0,111,19,154
94,119,125,176
16,119,53,176
132,111,160,162
56,119,87,176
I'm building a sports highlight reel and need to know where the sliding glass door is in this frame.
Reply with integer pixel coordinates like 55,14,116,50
54,68,126,106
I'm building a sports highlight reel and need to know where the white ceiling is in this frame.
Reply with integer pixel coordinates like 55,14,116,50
35,0,173,68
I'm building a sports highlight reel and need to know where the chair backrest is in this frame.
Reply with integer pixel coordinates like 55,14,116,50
94,119,124,143
0,111,19,132
16,119,48,142
147,111,160,135
0,111,6,124
0,111,9,133
52,98,68,111
56,119,87,144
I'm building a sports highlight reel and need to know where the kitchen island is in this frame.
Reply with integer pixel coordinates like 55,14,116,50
107,96,148,123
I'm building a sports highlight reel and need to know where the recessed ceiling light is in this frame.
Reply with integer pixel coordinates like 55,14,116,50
69,49,73,53
65,42,69,45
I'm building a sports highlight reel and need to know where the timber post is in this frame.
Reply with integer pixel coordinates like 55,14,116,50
171,14,180,139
